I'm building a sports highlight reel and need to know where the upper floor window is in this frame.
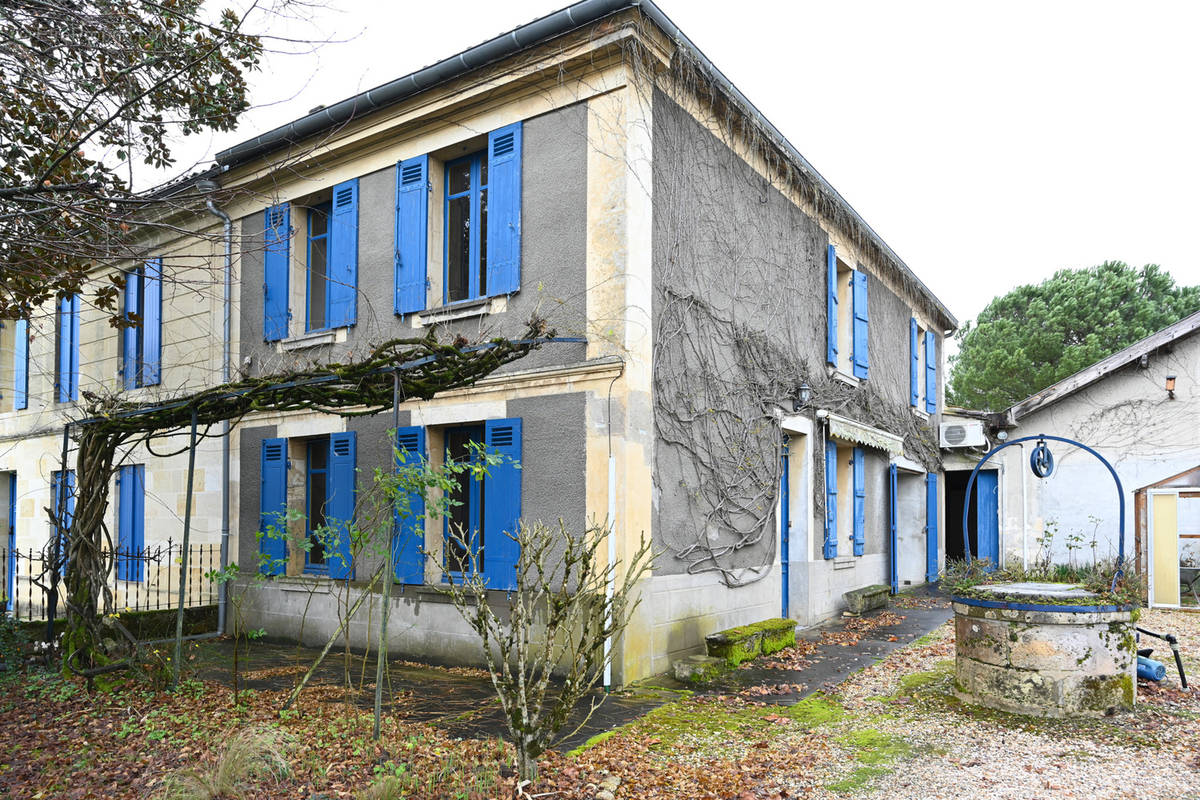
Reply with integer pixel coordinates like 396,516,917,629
395,122,522,316
825,245,869,380
262,178,359,342
306,201,332,331
122,258,162,389
55,294,80,403
445,152,489,303
909,319,938,414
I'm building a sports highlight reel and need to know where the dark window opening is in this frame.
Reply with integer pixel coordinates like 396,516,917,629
444,151,488,303
306,202,331,331
306,437,329,569
444,424,485,573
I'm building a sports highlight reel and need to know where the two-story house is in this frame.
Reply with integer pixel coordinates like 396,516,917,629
2,0,955,684
210,0,955,683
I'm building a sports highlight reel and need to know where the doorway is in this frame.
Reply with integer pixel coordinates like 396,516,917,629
946,469,999,565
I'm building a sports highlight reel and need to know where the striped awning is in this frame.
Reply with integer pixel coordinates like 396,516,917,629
823,411,905,456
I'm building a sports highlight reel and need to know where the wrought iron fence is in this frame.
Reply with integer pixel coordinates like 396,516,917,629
1,540,219,622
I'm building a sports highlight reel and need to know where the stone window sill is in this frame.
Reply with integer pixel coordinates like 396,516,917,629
833,556,857,570
829,368,859,388
278,327,347,352
414,295,508,327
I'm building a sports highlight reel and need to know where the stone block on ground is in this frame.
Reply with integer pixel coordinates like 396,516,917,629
843,584,891,615
672,654,729,683
705,627,764,666
752,617,798,655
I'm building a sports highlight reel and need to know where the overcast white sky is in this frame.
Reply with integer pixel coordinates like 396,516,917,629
168,0,1200,330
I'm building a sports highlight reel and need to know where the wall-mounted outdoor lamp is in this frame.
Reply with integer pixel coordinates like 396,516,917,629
1166,374,1177,399
792,381,812,411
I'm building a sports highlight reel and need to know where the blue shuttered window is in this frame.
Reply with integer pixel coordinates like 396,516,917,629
909,319,919,407
393,426,427,584
116,464,145,581
851,270,869,379
263,205,291,341
13,319,28,411
823,440,837,559
825,245,838,366
486,123,522,296
259,438,289,575
483,418,522,590
852,447,865,557
395,155,429,315
122,259,162,389
925,473,939,583
325,432,357,580
51,469,75,575
327,179,359,328
924,331,937,413
55,295,80,403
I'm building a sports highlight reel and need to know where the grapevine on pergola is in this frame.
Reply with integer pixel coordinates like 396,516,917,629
53,317,553,676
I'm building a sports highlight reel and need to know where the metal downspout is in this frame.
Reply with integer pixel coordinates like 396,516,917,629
204,195,234,634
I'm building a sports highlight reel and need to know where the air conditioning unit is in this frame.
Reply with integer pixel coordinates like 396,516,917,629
940,420,986,448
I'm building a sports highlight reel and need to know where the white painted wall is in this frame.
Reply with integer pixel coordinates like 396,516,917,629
992,330,1200,568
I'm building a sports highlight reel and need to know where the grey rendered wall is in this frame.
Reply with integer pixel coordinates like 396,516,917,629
648,88,934,643
236,101,589,380
237,393,587,664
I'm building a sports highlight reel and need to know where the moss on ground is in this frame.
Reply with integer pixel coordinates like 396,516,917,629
837,727,912,764
826,765,890,794
567,692,846,756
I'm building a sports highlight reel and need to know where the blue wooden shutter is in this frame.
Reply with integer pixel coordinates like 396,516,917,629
394,155,429,315
117,465,145,581
976,470,1000,568
122,269,140,389
925,473,939,583
263,204,290,341
486,123,522,296
328,179,359,328
326,432,357,580
852,448,866,556
826,245,838,366
924,331,937,413
909,319,919,407
823,440,837,559
142,258,162,385
852,270,869,379
117,466,133,580
13,318,27,410
259,438,289,576
483,418,522,590
69,295,80,401
888,463,899,594
393,426,426,584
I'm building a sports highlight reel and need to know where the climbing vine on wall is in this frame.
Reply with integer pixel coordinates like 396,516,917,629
625,31,941,587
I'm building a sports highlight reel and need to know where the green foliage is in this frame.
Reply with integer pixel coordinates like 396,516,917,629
0,0,264,319
0,613,28,673
948,262,1200,410
940,558,1144,608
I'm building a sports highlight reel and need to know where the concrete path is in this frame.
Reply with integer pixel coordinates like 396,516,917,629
194,589,952,751
691,590,953,704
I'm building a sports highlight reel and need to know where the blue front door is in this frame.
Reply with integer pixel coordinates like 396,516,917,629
976,470,1000,567
926,473,939,583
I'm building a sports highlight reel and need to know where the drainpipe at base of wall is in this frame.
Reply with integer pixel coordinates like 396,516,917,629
200,186,233,635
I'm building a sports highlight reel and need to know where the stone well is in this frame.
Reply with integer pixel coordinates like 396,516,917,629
953,582,1136,718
